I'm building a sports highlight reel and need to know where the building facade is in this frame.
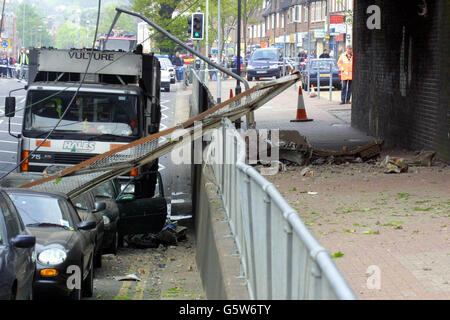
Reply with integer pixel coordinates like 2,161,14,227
246,0,353,59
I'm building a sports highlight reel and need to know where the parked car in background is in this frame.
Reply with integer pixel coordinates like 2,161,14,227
6,189,97,300
92,180,121,255
300,58,342,90
158,57,176,84
72,191,106,268
0,190,36,300
159,60,172,92
246,48,282,81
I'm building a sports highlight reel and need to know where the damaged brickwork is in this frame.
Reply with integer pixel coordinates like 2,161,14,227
352,0,450,162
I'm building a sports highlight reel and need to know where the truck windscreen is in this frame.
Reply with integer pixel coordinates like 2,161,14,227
100,38,136,51
24,90,140,138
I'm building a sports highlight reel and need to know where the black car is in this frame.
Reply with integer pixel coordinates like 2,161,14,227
102,173,167,247
0,190,36,300
5,189,96,300
246,48,282,81
92,180,121,255
301,58,342,90
72,191,106,268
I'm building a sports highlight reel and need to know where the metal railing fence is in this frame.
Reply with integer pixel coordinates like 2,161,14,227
205,118,356,300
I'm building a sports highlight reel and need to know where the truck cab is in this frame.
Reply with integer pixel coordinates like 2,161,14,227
6,48,162,198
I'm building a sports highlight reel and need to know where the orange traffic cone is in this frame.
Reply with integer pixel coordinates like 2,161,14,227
229,89,234,98
310,84,317,98
291,86,313,122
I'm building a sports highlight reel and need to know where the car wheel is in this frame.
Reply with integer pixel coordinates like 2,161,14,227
82,260,94,298
111,230,119,255
94,248,102,268
10,284,17,300
70,281,82,300
118,232,124,248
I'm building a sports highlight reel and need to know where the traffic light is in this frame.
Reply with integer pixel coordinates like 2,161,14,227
191,13,204,40
187,15,192,36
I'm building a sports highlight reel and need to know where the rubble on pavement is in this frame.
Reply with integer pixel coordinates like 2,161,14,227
125,220,188,249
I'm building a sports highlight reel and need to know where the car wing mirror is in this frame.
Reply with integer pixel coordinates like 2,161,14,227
5,97,16,118
78,220,96,230
11,235,36,248
93,202,106,213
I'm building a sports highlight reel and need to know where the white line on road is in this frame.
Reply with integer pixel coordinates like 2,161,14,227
0,150,16,154
0,161,16,164
0,140,18,144
0,130,20,134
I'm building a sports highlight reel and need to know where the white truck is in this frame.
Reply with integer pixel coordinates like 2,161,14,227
5,47,162,198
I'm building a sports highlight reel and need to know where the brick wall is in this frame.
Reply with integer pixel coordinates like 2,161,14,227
352,0,450,162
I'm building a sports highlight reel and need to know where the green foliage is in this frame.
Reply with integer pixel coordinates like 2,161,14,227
131,0,263,54
14,3,54,48
331,251,344,258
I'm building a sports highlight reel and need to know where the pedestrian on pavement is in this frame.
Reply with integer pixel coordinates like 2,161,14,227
319,49,330,59
8,55,14,78
18,48,29,81
172,51,184,81
310,50,317,58
338,46,353,104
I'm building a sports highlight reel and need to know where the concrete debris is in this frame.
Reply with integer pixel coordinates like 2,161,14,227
300,167,314,177
126,220,188,249
405,151,436,167
113,274,141,282
381,156,408,174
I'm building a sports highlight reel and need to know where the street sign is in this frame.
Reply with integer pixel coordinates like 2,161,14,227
330,15,344,24
0,39,11,50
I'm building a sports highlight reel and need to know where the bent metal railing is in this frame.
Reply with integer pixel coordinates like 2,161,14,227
204,118,356,300
19,73,301,197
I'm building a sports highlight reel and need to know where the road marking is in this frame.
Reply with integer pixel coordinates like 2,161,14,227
171,199,185,204
132,265,151,300
115,259,139,300
158,163,165,171
0,130,20,134
0,140,18,144
0,161,16,164
0,150,16,154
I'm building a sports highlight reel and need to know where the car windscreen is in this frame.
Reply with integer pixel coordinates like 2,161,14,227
24,90,140,137
8,194,74,229
310,60,337,70
251,50,278,61
93,181,115,199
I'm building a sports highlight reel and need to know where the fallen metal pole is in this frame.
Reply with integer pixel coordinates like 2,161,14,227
114,7,249,91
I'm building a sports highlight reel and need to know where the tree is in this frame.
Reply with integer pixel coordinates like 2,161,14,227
132,0,199,53
14,3,54,49
55,21,88,49
97,2,137,35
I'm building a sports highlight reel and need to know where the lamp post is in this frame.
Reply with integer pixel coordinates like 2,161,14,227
235,0,241,96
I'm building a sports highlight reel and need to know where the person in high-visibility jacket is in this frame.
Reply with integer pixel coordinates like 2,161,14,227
338,46,353,104
18,48,29,81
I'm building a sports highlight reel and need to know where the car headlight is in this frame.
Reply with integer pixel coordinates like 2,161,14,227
38,248,67,266
103,215,111,225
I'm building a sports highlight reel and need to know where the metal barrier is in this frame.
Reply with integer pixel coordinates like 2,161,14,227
205,118,356,300
191,69,216,114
